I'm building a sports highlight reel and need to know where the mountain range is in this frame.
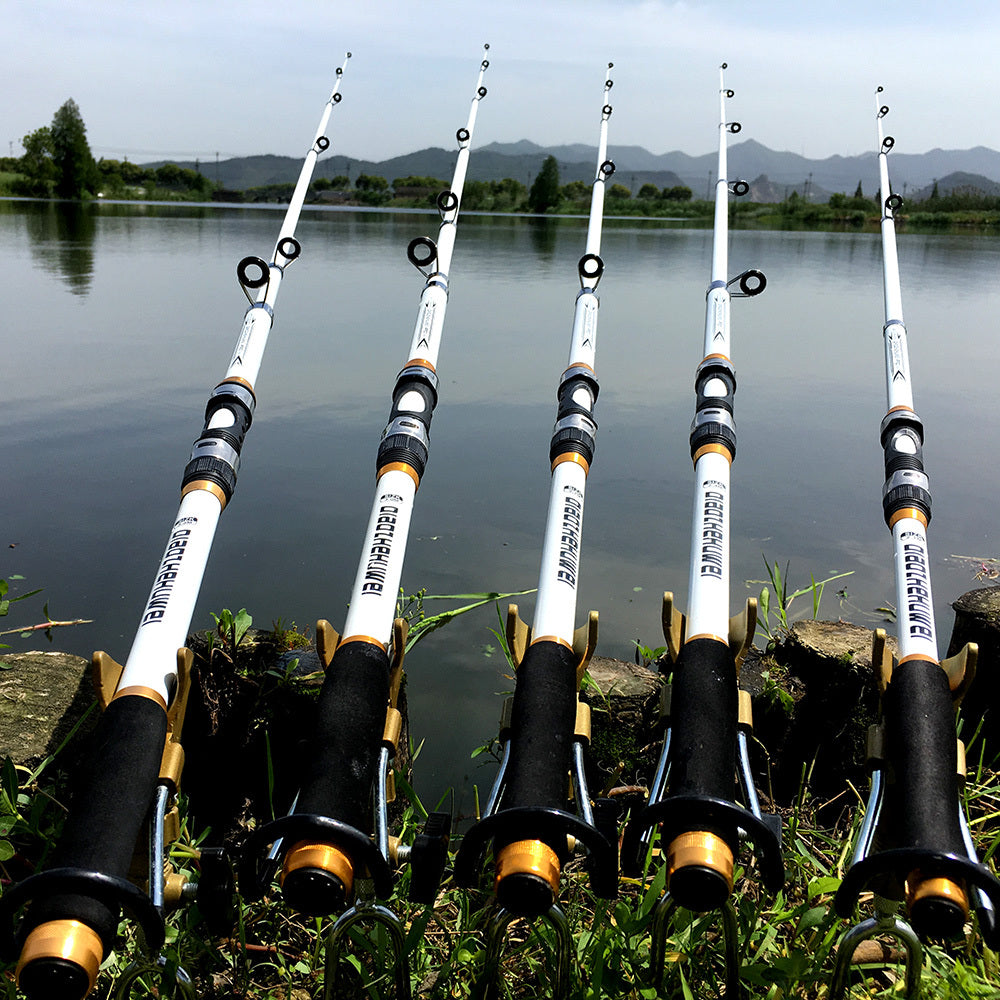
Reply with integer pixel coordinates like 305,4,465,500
164,139,1000,200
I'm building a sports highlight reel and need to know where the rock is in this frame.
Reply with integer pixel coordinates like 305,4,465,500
0,651,95,767
947,587,1000,756
746,621,890,808
581,655,663,790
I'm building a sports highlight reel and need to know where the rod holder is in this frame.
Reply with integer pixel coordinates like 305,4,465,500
478,903,571,1000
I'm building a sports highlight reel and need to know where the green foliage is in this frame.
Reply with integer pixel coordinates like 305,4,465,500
209,607,253,659
633,639,666,668
461,177,527,212
0,576,44,661
561,180,589,202
354,173,389,191
528,155,561,213
396,587,533,653
749,557,854,643
15,127,56,196
637,183,660,200
391,175,447,189
50,99,98,199
608,182,632,200
661,185,693,202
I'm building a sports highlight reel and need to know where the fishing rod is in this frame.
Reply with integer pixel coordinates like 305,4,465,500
829,88,1000,1000
453,64,619,998
620,62,782,995
0,54,353,1000
239,46,490,997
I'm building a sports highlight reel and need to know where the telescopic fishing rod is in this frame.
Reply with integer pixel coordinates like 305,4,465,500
829,88,1000,1000
0,54,353,1000
239,46,490,998
620,62,782,995
453,64,619,998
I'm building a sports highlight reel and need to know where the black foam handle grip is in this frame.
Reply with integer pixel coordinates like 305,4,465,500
501,640,578,816
24,695,168,950
295,640,390,832
883,658,965,854
667,638,738,812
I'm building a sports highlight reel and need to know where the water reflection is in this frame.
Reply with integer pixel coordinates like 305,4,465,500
2,201,998,801
19,200,97,296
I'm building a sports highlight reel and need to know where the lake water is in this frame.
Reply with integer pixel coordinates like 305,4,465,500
3,199,999,813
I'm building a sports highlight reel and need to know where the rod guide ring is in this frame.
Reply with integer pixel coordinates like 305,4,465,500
578,253,604,287
481,59,490,69
727,268,766,297
882,136,895,153
599,159,615,177
602,104,613,117
437,190,459,214
407,236,437,269
727,121,742,134
277,236,301,262
456,127,470,143
879,104,890,117
886,193,904,213
478,86,488,98
316,136,330,151
332,92,342,103
726,88,735,98
237,255,269,289
732,179,750,197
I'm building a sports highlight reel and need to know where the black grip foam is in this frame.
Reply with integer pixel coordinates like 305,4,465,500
25,696,167,950
668,638,738,809
883,659,964,855
501,640,578,815
295,640,390,832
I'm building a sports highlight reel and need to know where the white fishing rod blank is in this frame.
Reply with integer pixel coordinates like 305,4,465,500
454,70,619,968
3,55,352,1000
620,65,779,997
238,49,491,932
831,93,1000,997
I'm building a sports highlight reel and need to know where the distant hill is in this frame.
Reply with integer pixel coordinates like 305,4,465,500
908,171,1000,200
145,140,1000,199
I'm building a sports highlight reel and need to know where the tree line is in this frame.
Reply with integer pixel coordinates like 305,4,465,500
6,103,1000,225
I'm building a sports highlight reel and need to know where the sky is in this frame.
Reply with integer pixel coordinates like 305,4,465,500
6,1,1000,166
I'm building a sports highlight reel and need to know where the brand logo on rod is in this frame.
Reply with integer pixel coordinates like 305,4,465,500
140,521,198,625
699,482,725,578
417,302,436,351
556,487,584,588
900,532,934,640
361,504,400,595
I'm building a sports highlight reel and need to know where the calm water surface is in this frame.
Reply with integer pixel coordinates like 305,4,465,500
3,199,999,811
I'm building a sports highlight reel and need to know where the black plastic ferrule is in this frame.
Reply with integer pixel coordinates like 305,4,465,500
690,358,737,459
880,410,932,524
181,381,256,502
376,364,439,478
549,367,599,465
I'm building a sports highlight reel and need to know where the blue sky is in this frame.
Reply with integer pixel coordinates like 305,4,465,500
6,1,999,164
